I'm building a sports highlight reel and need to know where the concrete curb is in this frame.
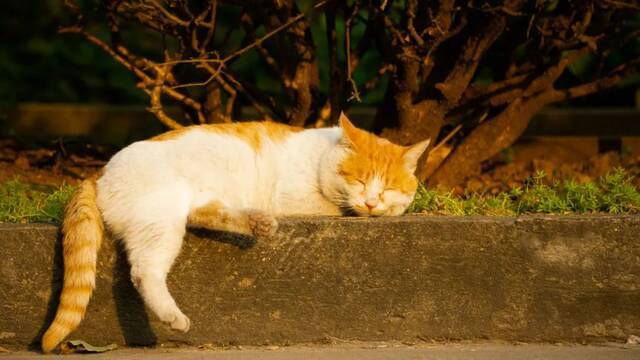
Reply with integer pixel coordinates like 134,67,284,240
1,215,639,349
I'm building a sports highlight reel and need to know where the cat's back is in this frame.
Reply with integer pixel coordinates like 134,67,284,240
150,121,303,147
146,121,310,161
98,121,311,199
105,121,300,168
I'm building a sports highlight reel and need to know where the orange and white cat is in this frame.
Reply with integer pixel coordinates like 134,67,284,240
41,113,429,352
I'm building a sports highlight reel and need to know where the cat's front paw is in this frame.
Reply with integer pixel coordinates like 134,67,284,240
246,210,278,237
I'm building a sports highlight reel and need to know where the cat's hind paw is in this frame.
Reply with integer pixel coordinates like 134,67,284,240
163,312,191,333
246,210,278,237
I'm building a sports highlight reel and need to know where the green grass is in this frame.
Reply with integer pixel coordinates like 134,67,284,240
0,168,639,223
0,179,75,223
408,168,640,216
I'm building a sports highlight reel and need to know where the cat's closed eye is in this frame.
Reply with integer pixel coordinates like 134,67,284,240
382,189,396,197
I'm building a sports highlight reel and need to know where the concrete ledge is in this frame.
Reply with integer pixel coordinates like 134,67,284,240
1,216,639,349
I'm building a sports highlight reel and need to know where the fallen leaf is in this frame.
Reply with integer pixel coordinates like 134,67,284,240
61,340,117,354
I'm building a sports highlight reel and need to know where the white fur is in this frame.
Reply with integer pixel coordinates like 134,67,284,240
95,125,423,331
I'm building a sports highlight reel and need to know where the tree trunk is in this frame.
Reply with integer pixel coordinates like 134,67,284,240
426,92,558,189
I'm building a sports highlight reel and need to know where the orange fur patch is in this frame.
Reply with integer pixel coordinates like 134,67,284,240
187,200,256,235
41,179,104,353
149,121,302,150
188,200,224,225
339,117,418,194
148,127,192,141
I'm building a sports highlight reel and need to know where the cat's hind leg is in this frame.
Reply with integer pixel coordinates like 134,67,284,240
187,200,277,237
125,223,191,332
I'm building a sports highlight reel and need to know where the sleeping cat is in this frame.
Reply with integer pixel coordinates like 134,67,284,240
41,113,430,352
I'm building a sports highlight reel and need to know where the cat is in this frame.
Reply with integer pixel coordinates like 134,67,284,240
41,113,430,352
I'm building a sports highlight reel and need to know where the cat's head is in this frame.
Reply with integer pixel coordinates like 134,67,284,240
334,113,430,216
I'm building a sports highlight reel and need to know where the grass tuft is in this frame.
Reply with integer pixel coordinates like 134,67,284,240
0,179,75,223
410,168,640,216
515,171,570,214
597,168,640,214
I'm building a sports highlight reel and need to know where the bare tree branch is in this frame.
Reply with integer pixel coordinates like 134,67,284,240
149,65,184,129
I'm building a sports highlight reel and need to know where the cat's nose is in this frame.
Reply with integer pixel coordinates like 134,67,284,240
365,198,379,210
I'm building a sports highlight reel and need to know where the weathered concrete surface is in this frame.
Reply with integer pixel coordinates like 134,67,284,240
1,216,639,350
4,343,640,360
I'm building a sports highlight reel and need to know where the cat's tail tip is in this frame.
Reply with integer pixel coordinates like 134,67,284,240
41,179,104,353
41,326,67,353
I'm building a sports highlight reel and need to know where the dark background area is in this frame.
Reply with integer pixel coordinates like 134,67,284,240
2,0,638,109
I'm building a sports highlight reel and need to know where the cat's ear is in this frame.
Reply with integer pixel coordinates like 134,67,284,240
339,112,361,148
403,138,431,173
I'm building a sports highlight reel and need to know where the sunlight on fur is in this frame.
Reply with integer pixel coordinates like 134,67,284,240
40,112,430,352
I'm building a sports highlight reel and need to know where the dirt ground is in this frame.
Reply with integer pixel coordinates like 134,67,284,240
0,139,109,185
1,137,639,191
460,138,640,194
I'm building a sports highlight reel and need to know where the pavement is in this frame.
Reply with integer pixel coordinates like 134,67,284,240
2,343,640,360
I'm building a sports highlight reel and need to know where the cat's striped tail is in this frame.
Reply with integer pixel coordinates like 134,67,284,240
41,179,104,353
